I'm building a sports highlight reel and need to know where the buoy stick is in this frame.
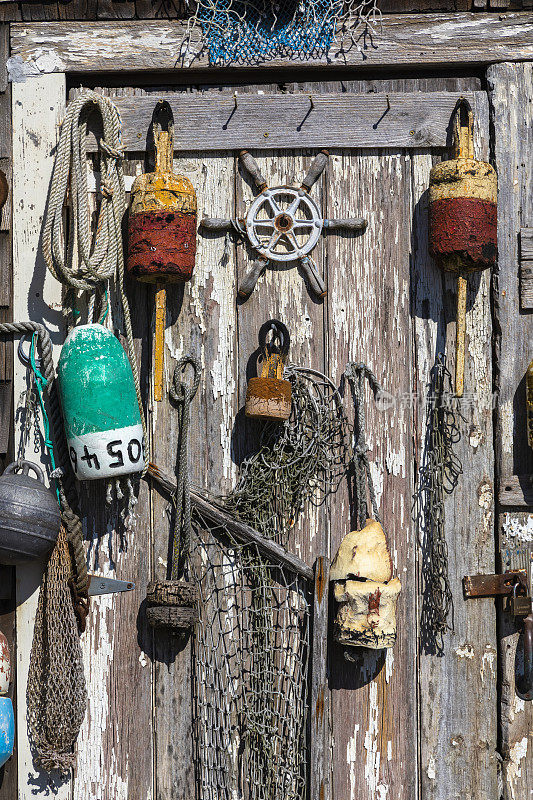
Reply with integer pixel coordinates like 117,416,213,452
154,282,166,402
455,274,467,398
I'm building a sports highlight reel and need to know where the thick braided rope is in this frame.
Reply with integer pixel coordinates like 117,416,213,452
0,322,88,595
169,356,200,580
345,362,382,530
42,90,148,465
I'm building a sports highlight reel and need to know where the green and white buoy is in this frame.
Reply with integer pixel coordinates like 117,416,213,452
57,324,146,481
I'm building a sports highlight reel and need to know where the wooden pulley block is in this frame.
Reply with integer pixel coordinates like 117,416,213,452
429,98,497,397
245,320,291,422
330,519,401,650
145,579,199,632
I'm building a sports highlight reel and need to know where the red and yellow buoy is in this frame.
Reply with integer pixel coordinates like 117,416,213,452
127,102,197,401
429,99,497,396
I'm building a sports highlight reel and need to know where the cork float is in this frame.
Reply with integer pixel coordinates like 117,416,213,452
429,99,497,397
128,102,197,401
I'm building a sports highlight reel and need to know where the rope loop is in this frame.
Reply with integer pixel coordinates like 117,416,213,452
169,355,200,580
344,361,383,529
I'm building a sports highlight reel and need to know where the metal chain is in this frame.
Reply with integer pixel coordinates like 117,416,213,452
0,322,88,597
416,353,462,651
344,362,382,530
169,355,200,580
42,89,148,467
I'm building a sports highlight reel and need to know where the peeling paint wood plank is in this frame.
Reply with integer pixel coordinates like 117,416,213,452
10,13,533,75
488,61,533,800
148,138,238,800
12,74,71,800
519,227,533,309
413,89,498,800
72,87,153,800
80,91,482,152
326,144,417,800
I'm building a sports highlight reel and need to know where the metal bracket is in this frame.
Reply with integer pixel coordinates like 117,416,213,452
88,575,135,597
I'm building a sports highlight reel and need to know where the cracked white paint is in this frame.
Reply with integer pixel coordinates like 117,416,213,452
427,756,436,780
506,737,529,800
503,513,533,543
469,426,483,449
347,725,360,800
509,694,525,723
455,643,475,659
480,644,496,685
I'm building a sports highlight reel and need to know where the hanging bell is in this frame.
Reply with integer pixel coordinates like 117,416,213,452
245,320,292,422
0,460,60,565
429,99,497,397
526,361,533,447
330,520,401,650
57,324,146,481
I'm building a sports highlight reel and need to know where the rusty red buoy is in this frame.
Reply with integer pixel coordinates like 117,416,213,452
127,102,197,401
429,99,497,397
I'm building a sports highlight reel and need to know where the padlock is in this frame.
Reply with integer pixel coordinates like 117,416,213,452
0,460,60,564
527,358,533,450
511,582,532,617
429,99,497,397
245,321,292,422
57,324,146,481
145,580,199,632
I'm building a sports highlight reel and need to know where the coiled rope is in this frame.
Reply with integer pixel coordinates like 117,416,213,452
344,362,382,530
42,90,147,464
169,356,200,580
0,321,88,598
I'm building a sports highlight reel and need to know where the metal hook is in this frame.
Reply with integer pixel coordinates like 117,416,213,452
17,334,42,371
234,92,238,109
309,94,314,110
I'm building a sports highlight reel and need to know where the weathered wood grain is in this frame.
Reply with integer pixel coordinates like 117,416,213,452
73,86,153,800
519,228,533,309
488,61,533,800
310,556,329,800
326,145,417,800
12,73,71,800
412,91,498,800
500,474,533,507
10,13,533,75
82,91,481,152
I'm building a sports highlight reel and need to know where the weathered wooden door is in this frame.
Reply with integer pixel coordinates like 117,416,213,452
10,73,501,800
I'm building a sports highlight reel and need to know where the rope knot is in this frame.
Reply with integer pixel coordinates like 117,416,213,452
100,139,124,161
100,178,114,199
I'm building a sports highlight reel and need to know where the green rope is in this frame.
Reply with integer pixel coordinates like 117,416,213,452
29,333,61,505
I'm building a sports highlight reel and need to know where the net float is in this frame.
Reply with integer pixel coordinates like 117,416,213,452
0,696,14,768
57,324,146,481
526,361,533,447
330,519,401,650
429,99,497,397
127,102,197,402
0,460,60,565
245,320,292,422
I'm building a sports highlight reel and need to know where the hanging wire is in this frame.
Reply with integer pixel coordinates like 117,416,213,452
414,353,463,655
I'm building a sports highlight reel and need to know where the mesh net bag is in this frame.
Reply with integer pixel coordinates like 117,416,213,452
190,503,311,800
182,0,381,65
26,525,87,775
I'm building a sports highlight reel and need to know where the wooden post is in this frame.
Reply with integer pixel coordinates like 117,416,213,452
12,73,70,799
310,556,330,800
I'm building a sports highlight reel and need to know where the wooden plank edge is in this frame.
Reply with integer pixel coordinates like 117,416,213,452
310,555,330,800
147,461,314,581
9,13,533,75
499,474,533,507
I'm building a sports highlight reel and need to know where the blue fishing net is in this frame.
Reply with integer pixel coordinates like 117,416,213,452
191,0,379,66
